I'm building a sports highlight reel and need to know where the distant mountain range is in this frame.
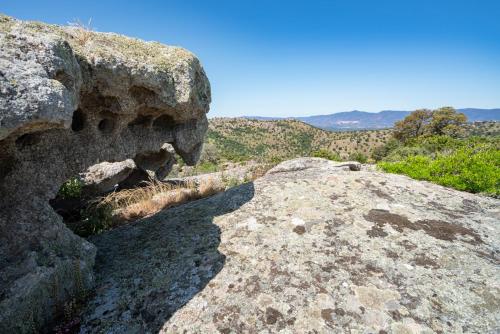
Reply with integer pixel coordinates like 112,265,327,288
246,108,500,130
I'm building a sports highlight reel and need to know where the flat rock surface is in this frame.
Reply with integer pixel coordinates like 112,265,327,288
81,158,500,333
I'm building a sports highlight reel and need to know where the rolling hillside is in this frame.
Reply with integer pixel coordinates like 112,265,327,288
206,118,392,162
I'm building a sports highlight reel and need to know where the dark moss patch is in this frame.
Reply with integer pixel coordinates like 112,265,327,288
293,225,306,235
415,219,482,244
390,310,402,321
364,209,482,245
385,249,399,259
370,188,394,201
265,307,283,325
364,209,413,233
334,308,346,316
367,225,388,238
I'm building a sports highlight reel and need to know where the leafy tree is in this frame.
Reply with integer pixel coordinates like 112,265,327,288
393,107,467,142
393,109,432,142
427,106,467,137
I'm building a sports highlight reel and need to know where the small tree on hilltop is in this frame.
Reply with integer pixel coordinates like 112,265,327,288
393,109,432,142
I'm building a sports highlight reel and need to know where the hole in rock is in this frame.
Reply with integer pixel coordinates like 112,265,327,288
15,133,41,150
71,109,86,132
153,115,177,132
98,118,115,133
50,172,115,238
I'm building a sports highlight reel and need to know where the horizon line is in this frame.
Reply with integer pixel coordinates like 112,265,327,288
208,107,500,119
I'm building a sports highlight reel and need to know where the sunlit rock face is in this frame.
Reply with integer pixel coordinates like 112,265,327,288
0,15,210,332
79,158,499,333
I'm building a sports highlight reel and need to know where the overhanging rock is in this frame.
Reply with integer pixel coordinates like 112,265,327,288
0,15,210,332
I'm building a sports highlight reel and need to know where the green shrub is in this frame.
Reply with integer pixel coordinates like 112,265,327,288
348,152,368,163
311,149,341,161
72,204,114,237
378,143,500,196
383,145,429,162
58,177,84,199
371,138,401,161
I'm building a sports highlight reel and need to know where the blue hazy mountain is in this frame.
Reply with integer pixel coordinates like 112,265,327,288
246,108,499,130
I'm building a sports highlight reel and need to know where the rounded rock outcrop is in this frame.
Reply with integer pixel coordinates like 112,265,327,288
0,15,210,332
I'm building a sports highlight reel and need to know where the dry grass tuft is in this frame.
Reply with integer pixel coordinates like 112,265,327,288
67,18,94,46
198,176,225,197
99,178,225,221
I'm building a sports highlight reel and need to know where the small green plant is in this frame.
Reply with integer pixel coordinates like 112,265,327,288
71,204,114,237
58,177,84,199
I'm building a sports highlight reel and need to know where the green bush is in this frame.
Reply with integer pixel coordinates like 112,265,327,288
311,149,341,161
72,204,114,237
58,177,84,199
383,145,429,162
348,152,368,163
371,138,401,161
378,142,500,197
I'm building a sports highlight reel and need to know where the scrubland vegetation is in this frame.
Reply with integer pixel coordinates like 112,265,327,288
206,118,391,164
374,108,499,197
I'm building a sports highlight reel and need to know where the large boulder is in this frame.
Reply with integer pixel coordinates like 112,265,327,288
0,15,210,332
79,158,499,333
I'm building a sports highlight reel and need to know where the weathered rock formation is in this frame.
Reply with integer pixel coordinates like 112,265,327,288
0,15,210,332
79,158,499,333
80,143,177,195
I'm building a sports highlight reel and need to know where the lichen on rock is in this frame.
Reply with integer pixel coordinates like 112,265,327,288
0,15,210,332
78,158,499,333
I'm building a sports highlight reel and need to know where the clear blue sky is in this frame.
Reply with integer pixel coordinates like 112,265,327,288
3,1,500,117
